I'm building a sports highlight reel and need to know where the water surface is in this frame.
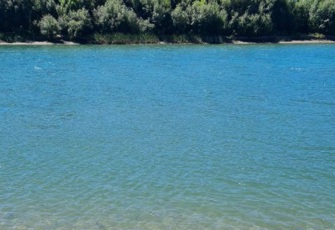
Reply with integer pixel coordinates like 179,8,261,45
0,44,335,229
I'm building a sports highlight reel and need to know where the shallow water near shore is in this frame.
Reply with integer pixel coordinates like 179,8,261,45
1,44,335,229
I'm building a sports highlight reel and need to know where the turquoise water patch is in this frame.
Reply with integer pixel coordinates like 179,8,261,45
0,44,335,229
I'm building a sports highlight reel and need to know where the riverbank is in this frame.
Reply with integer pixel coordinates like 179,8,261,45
232,39,335,44
1,34,335,45
0,41,79,45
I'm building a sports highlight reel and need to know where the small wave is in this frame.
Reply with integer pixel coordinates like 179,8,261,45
290,67,304,71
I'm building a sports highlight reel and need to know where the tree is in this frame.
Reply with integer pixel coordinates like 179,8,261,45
94,0,153,34
136,0,172,34
293,0,312,33
1,0,335,41
271,0,295,34
57,8,92,39
235,12,272,36
226,0,273,36
39,14,60,38
309,0,335,34
0,0,35,33
171,3,191,33
190,1,228,35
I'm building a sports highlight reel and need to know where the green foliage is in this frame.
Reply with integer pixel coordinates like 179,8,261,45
57,0,80,14
0,0,34,32
309,0,335,34
227,0,273,36
293,0,312,33
94,0,153,33
1,0,335,41
137,0,172,33
39,14,60,38
234,12,272,36
171,4,191,33
59,8,92,39
271,0,295,34
190,1,228,35
172,0,228,35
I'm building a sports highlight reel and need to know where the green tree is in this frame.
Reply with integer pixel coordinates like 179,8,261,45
137,0,172,33
0,0,35,32
56,0,79,14
235,12,272,36
226,0,273,36
1,0,335,41
271,0,295,34
39,14,60,38
190,1,228,35
171,3,192,33
309,0,335,34
58,8,92,39
94,0,153,34
293,0,312,33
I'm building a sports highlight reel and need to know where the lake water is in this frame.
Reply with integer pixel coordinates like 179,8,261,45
0,44,334,229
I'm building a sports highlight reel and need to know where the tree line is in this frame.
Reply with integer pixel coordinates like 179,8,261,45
0,0,334,41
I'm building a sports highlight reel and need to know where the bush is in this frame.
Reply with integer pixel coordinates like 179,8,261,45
235,12,272,36
172,1,228,35
39,14,60,39
141,0,172,33
57,9,91,39
171,4,191,33
190,1,228,35
94,0,153,33
227,0,273,36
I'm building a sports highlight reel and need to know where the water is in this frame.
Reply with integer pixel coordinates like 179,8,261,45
0,44,334,229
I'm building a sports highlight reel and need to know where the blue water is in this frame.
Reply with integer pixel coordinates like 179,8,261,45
0,44,334,229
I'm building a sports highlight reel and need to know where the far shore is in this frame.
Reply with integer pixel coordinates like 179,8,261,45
0,41,80,46
1,37,335,46
232,39,335,45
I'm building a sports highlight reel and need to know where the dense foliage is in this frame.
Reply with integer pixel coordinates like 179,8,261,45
0,0,334,41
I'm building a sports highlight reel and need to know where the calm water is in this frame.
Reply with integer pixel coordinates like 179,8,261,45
0,44,334,229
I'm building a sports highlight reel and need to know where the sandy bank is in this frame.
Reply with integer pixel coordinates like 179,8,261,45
278,39,335,44
231,39,335,45
0,41,79,45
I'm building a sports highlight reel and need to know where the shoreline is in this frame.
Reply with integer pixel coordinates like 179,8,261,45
1,37,335,46
232,39,335,45
0,41,80,46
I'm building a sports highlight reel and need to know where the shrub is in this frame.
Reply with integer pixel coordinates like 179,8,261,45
94,0,153,33
39,14,60,38
57,9,91,39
